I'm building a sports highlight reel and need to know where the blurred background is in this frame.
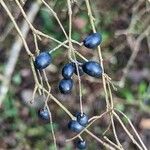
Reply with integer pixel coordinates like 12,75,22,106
0,0,150,149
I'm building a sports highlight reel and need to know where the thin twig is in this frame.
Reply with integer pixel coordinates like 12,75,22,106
67,0,84,115
115,109,148,150
0,0,40,105
113,111,144,150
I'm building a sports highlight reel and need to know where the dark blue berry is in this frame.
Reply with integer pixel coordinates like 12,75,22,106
73,63,84,76
83,32,102,49
76,112,88,126
82,61,102,78
34,52,52,70
59,79,73,94
68,120,84,133
77,140,87,149
62,63,75,79
38,108,49,120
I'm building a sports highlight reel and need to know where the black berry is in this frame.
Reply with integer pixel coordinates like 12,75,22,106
83,32,102,49
62,63,75,79
34,52,52,70
68,120,84,133
76,112,88,126
76,139,87,149
59,79,73,94
38,108,49,120
82,61,102,78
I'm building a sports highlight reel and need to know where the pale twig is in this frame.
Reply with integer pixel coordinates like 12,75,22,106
1,0,147,149
41,0,68,39
35,29,86,60
33,33,40,54
115,0,150,87
0,0,33,57
14,0,88,62
66,110,110,142
0,0,27,43
67,0,84,115
38,83,113,147
15,0,85,62
115,109,148,150
46,102,57,150
107,82,123,149
0,0,40,105
42,70,51,92
102,121,111,135
119,26,150,87
49,40,68,54
30,85,38,104
30,58,42,95
37,70,45,96
110,116,123,149
85,0,110,111
41,0,83,48
85,130,116,150
32,79,118,150
113,111,144,150
103,136,123,150
1,1,116,148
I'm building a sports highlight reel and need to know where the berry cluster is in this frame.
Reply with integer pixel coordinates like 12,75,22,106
58,60,102,94
35,33,102,149
68,112,88,149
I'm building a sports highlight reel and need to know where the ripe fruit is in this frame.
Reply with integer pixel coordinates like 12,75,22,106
76,112,88,126
59,79,73,94
34,52,52,70
82,61,102,78
83,32,102,49
38,108,49,120
68,120,84,133
76,139,87,149
62,63,75,79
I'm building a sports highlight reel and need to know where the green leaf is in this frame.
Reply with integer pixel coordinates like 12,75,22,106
26,127,45,137
51,48,64,59
39,8,55,33
12,73,21,85
138,82,147,95
3,96,18,118
72,32,81,41
49,144,57,150
101,30,110,43
119,88,134,103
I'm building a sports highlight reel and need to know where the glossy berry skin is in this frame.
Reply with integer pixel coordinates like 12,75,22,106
34,52,52,70
59,79,73,94
82,61,102,78
83,32,102,49
76,112,88,126
68,120,84,133
76,140,87,149
62,63,75,79
38,108,49,120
